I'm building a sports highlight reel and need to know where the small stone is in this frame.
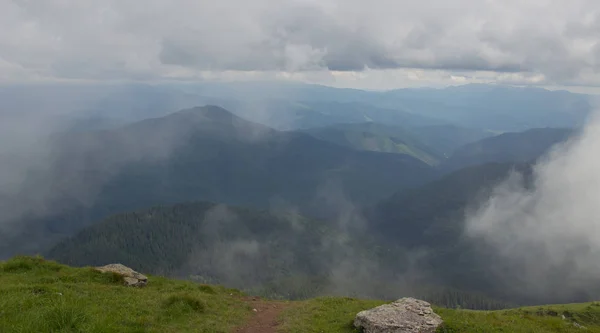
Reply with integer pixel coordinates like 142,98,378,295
252,308,258,312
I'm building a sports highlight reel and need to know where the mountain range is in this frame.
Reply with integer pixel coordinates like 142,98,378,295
1,106,435,257
1,83,589,308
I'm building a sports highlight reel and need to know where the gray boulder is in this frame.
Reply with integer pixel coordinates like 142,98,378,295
354,297,443,333
95,263,148,287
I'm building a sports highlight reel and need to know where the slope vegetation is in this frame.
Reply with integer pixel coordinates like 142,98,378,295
0,256,250,333
46,200,513,308
3,256,600,333
46,201,353,299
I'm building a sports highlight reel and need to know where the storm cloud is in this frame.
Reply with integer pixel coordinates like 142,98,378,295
1,0,599,86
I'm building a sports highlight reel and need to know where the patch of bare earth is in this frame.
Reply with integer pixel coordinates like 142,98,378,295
234,297,290,333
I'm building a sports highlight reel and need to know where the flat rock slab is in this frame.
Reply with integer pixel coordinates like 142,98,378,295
354,297,443,333
95,263,148,287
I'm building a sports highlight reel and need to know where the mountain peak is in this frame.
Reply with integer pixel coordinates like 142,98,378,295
168,105,236,121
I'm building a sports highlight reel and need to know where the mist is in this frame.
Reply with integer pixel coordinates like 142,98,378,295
465,110,600,302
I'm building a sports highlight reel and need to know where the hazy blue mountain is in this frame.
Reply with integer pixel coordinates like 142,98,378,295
441,128,574,171
1,82,592,133
408,125,496,157
374,84,591,131
227,100,447,131
167,82,593,132
301,122,496,164
302,123,444,165
0,106,435,258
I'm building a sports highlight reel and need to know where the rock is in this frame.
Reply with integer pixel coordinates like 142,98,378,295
95,264,148,287
354,297,443,333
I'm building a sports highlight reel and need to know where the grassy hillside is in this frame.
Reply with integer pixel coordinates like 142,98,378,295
280,297,600,333
0,256,250,333
3,256,600,333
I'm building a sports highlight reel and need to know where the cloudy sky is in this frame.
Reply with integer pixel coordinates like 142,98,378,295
2,0,600,91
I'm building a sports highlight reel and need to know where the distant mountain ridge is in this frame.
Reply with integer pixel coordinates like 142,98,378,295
1,105,436,258
302,122,494,165
229,100,447,131
302,123,443,165
441,127,574,171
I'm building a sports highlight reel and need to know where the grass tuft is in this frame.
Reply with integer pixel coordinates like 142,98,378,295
198,284,217,294
42,302,89,332
162,294,207,314
31,285,50,295
1,255,63,273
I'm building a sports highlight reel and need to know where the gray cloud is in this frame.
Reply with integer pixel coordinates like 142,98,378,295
1,0,600,86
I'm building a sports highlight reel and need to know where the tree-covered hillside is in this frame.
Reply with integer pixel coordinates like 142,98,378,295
47,200,515,309
2,106,435,258
47,201,387,300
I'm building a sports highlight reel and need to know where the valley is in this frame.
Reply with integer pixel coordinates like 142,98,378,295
3,1,600,331
0,83,595,330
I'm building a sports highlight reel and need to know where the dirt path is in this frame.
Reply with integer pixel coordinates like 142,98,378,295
234,297,290,333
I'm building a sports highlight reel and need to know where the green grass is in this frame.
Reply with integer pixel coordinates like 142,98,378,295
5,256,600,333
279,298,600,333
279,297,386,333
0,256,250,333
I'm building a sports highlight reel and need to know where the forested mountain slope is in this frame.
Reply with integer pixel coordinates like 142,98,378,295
302,123,444,165
1,106,435,258
47,200,514,308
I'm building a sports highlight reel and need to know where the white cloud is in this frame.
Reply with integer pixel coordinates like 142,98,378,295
465,110,600,299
